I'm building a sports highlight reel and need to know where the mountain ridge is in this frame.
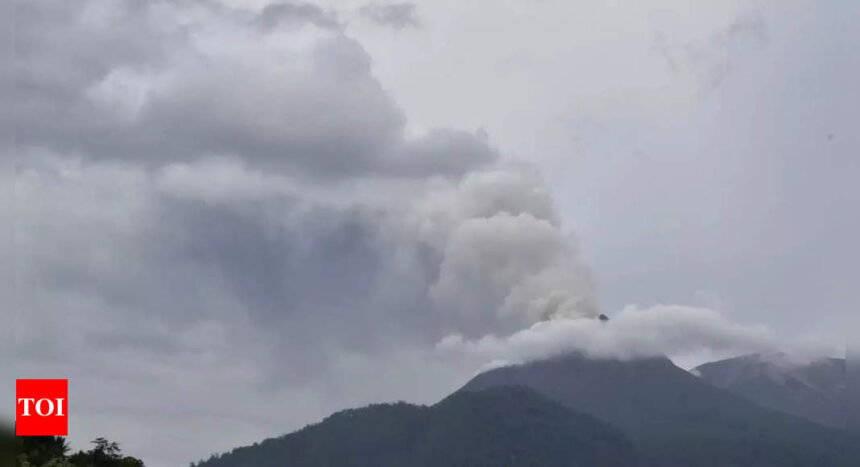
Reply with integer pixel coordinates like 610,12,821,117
193,385,641,467
459,352,856,466
194,352,858,467
693,353,847,428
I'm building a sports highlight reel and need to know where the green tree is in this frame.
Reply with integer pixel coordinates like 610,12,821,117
68,438,144,467
16,436,71,467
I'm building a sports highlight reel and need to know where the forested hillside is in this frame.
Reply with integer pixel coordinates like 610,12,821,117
193,386,640,467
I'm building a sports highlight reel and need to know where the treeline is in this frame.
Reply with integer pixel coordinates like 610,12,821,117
0,426,145,467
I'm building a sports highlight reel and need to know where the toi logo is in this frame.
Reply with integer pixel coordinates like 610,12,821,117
16,379,68,436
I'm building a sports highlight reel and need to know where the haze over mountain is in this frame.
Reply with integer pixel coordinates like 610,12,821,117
694,353,848,429
192,386,640,467
195,352,858,467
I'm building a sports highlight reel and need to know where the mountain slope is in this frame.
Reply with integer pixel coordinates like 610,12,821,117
693,353,847,428
460,353,857,466
194,386,640,467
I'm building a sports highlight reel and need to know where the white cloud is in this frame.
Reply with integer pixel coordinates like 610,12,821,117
437,304,836,368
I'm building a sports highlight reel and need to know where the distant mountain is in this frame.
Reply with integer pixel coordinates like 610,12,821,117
194,386,640,467
460,353,857,466
693,353,847,429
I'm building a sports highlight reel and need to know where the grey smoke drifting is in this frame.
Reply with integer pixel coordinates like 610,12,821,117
5,3,600,462
3,1,824,466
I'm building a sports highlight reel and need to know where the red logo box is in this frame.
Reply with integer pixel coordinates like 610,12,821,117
16,379,68,436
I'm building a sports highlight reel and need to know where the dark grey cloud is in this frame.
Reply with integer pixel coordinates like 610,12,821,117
10,0,484,178
5,3,591,460
8,151,592,360
359,2,420,30
7,144,600,465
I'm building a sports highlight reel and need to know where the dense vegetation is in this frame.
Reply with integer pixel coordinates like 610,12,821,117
0,427,145,467
193,386,641,467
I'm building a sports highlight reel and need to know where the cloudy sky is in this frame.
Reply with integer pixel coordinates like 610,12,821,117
4,1,859,466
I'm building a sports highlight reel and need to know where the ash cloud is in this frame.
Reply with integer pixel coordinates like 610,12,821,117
6,1,594,462
4,1,804,466
11,0,480,177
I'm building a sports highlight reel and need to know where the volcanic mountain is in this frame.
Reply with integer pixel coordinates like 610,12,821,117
195,353,858,467
192,385,640,467
458,353,855,466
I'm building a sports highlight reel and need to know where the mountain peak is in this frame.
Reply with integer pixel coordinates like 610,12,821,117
693,353,847,428
460,352,855,466
193,384,640,467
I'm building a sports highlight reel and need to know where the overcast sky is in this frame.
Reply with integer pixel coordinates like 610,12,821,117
4,1,859,466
